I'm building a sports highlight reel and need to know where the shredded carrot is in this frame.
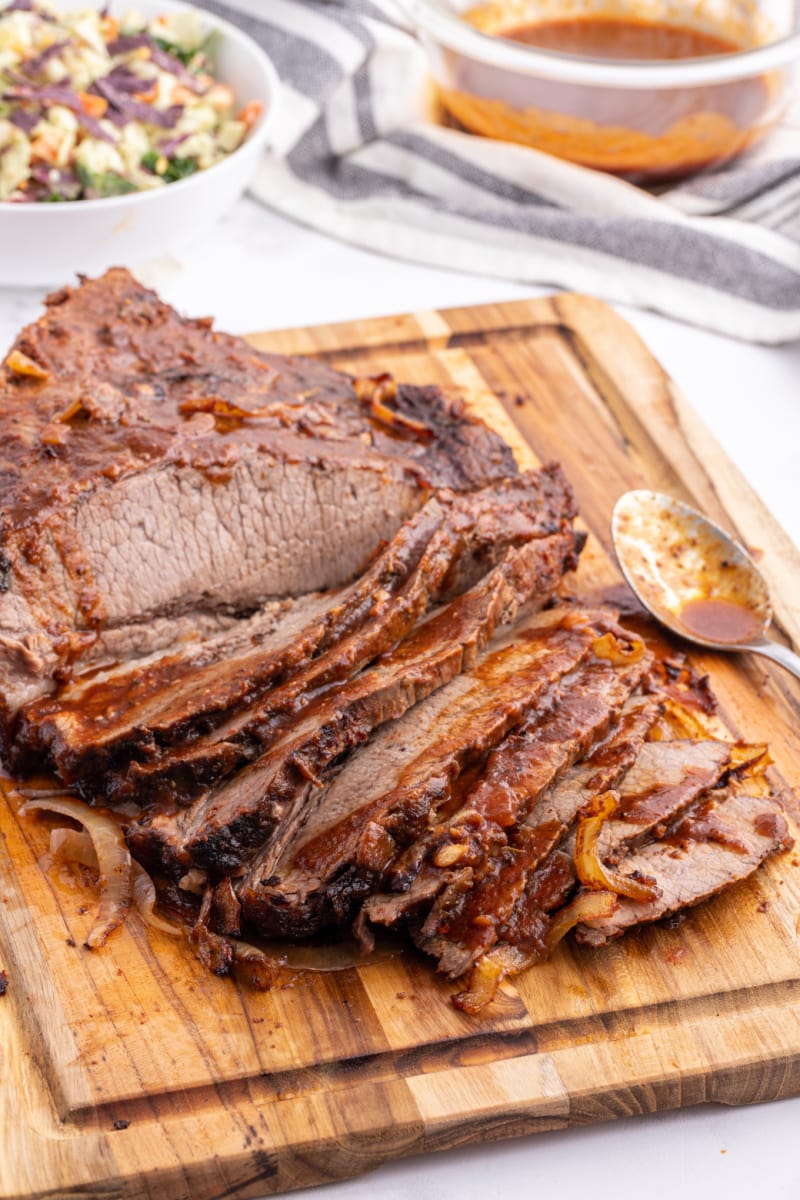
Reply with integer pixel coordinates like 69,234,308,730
79,91,108,119
29,134,58,165
134,80,158,105
237,100,264,131
100,14,119,41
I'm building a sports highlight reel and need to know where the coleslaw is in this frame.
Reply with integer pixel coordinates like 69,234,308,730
0,1,263,201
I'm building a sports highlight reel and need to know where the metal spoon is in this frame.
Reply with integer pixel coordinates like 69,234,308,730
611,490,800,682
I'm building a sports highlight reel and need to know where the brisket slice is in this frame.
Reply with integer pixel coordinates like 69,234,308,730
450,850,579,1015
384,657,652,977
17,469,577,789
453,768,791,1013
517,697,661,843
575,789,792,946
237,609,625,940
0,269,516,723
116,525,581,810
127,536,580,878
445,699,660,1000
590,739,733,863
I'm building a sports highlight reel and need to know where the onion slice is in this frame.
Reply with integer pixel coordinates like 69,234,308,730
48,823,181,938
729,742,769,776
575,796,662,902
592,631,646,665
574,791,660,903
21,797,133,949
132,867,182,937
352,373,434,439
452,945,522,1015
541,888,618,954
659,698,716,740
50,826,97,868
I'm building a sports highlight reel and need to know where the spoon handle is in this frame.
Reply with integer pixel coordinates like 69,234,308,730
749,638,800,683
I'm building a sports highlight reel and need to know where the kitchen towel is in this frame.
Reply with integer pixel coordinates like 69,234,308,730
204,0,800,342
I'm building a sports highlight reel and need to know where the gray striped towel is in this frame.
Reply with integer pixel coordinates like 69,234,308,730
204,0,800,342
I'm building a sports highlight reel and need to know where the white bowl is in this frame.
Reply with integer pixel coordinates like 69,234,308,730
0,0,281,286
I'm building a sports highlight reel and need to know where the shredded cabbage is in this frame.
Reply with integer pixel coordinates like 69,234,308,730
0,1,261,201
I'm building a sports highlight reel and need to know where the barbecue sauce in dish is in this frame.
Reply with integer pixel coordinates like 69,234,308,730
504,17,742,60
441,6,775,181
678,597,763,645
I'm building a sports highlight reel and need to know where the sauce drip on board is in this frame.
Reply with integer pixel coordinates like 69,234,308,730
440,8,775,182
679,597,763,645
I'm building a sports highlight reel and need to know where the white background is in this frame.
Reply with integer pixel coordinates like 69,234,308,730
2,195,799,1198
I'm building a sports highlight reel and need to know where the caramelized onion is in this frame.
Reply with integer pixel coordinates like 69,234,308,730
659,698,716,740
592,631,645,665
178,394,280,421
729,743,769,775
6,349,50,380
49,824,180,937
132,868,182,937
352,373,434,439
21,797,133,949
452,945,523,1015
541,889,618,954
574,791,660,902
352,372,397,406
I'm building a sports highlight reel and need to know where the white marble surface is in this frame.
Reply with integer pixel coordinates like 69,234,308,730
3,195,800,1200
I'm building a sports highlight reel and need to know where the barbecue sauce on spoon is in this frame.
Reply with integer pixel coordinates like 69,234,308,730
678,597,763,645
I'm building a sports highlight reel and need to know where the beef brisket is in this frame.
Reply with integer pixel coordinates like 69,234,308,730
575,790,792,946
238,609,630,940
408,664,654,977
590,739,733,862
114,525,580,810
16,469,577,789
128,536,581,878
0,269,516,726
1,270,790,1014
446,698,661,1000
452,751,789,1012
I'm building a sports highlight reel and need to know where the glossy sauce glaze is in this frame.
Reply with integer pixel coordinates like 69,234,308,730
679,597,763,645
663,797,749,855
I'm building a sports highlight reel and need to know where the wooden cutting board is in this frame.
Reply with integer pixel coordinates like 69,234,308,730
2,295,800,1200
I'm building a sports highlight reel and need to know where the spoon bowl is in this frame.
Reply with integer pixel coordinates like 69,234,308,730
611,490,800,681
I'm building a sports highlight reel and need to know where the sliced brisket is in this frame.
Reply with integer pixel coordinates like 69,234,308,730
238,609,629,940
575,790,792,946
17,469,577,788
408,677,656,977
128,535,580,878
114,525,580,809
446,698,661,1004
0,269,516,725
590,739,732,863
452,762,790,1013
